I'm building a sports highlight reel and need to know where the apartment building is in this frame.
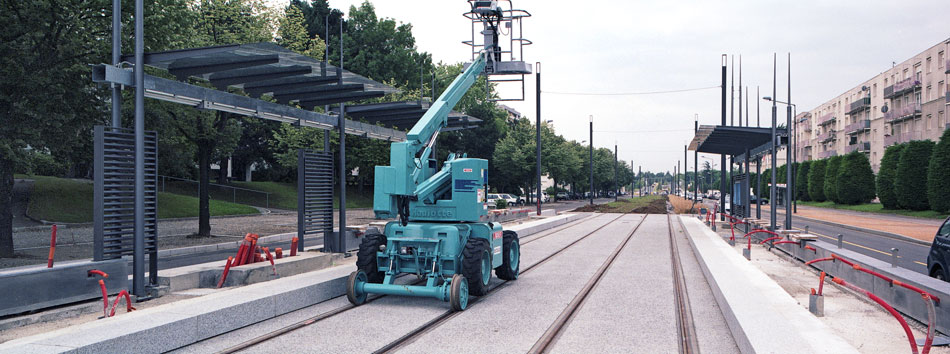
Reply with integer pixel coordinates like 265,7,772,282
796,39,950,172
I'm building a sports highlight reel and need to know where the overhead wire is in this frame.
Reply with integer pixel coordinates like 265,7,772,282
542,85,721,96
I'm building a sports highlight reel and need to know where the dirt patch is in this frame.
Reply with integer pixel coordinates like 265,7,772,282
573,196,669,214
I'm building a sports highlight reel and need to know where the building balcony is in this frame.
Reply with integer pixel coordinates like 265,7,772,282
845,141,870,153
803,124,812,132
845,119,870,135
847,97,871,115
816,130,837,143
884,77,921,99
884,131,923,146
817,113,836,126
884,102,921,124
946,59,950,74
946,91,949,104
818,150,838,159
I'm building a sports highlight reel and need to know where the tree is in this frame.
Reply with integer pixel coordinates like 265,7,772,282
339,2,432,91
760,168,771,199
808,159,827,202
278,3,326,60
928,129,950,213
835,152,875,205
823,156,843,203
895,140,935,211
876,144,905,209
795,160,811,201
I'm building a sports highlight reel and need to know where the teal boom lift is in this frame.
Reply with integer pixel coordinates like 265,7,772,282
346,1,532,311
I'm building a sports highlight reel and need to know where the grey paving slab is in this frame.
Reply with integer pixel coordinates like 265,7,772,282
393,214,641,354
548,214,678,353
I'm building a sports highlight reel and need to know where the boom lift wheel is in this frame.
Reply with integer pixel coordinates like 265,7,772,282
357,229,387,283
462,238,492,296
450,274,469,311
346,271,368,306
495,230,520,280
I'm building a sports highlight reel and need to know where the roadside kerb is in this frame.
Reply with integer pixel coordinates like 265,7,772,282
678,216,859,354
0,212,586,354
777,212,932,247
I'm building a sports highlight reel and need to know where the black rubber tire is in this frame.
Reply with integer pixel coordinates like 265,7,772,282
462,238,491,296
495,230,520,280
449,274,468,311
346,271,367,305
357,230,387,283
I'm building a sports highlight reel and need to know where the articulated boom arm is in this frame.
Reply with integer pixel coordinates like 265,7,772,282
374,52,488,220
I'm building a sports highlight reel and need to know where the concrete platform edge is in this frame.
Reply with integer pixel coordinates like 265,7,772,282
0,213,587,354
678,216,859,354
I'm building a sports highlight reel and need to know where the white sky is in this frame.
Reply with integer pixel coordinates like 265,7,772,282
304,0,949,173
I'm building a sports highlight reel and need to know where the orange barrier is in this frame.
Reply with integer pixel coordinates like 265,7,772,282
217,257,234,289
263,247,276,276
275,247,283,259
47,225,57,268
96,280,109,318
108,290,136,317
833,277,920,354
290,237,298,257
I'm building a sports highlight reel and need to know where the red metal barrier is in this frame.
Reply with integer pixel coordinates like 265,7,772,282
818,271,826,296
217,257,234,289
275,247,283,259
770,241,798,246
758,236,783,245
97,280,109,318
263,247,276,276
290,237,298,257
804,245,817,253
88,269,109,278
833,277,918,354
108,290,135,317
47,225,57,268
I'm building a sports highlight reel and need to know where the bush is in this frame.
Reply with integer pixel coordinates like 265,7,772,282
808,159,827,202
796,161,811,201
927,129,950,212
760,168,771,199
495,198,508,209
876,144,906,209
836,152,876,205
823,156,843,203
895,140,935,211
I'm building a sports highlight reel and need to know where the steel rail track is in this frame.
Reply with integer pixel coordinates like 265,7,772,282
526,214,647,354
373,213,633,354
667,212,699,354
214,213,607,354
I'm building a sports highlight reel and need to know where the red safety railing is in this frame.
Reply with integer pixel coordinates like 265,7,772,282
47,225,57,268
833,277,923,354
809,254,940,304
108,290,135,317
217,257,234,289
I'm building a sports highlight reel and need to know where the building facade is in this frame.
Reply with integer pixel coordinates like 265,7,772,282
797,39,950,172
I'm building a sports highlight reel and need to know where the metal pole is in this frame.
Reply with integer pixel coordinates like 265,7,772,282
337,19,345,253
589,115,593,205
694,118,698,203
720,55,727,221
536,63,542,214
745,149,750,218
132,0,145,297
631,159,635,197
793,104,798,213
638,166,641,197
614,143,618,202
756,157,761,219
111,0,122,128
785,53,792,230
730,55,734,126
739,55,743,127
684,145,688,198
757,86,761,127
770,53,778,231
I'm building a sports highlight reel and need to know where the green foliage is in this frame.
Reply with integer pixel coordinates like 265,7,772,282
835,152,876,205
192,0,275,46
823,156,843,203
808,159,827,202
278,3,326,60
896,140,935,211
495,199,508,209
928,129,950,212
795,161,811,201
876,144,906,209
760,168,772,199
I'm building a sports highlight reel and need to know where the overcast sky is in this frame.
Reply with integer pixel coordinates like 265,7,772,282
315,0,949,173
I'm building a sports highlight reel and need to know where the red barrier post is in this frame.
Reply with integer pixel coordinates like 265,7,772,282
290,237,298,257
833,277,918,354
275,247,283,259
108,290,136,317
217,257,234,289
47,225,57,268
97,280,109,318
818,271,826,296
263,247,276,276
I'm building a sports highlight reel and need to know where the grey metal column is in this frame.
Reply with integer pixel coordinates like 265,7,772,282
738,55,742,127
720,55,727,221
589,116,593,205
637,166,641,197
744,149,750,218
111,0,121,128
770,53,778,231
133,0,145,297
694,119,698,203
536,63,541,213
684,145,687,198
614,143,618,202
755,157,762,219
337,19,345,253
785,53,793,230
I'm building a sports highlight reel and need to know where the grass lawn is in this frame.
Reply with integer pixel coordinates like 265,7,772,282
20,175,258,223
576,195,666,213
799,200,948,220
231,180,373,210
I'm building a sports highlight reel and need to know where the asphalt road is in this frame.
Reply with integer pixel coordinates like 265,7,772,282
734,207,934,275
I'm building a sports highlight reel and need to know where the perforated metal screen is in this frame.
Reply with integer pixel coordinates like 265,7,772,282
297,149,334,251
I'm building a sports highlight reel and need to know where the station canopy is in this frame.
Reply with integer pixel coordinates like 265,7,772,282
94,43,480,141
688,125,787,158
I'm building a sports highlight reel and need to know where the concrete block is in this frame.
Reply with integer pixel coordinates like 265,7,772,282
809,294,824,317
216,252,342,288
0,259,128,317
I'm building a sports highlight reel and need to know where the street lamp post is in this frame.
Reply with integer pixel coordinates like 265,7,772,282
763,95,797,226
589,115,594,206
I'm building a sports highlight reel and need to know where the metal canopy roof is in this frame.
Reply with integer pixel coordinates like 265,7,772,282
688,125,787,156
334,101,482,131
99,43,482,137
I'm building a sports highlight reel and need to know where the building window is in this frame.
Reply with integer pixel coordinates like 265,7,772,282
940,51,945,69
927,57,932,73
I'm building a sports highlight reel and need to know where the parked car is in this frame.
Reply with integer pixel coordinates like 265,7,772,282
926,216,950,280
486,193,503,207
556,192,569,201
500,193,522,206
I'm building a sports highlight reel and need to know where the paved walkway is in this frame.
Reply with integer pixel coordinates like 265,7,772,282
762,204,943,242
